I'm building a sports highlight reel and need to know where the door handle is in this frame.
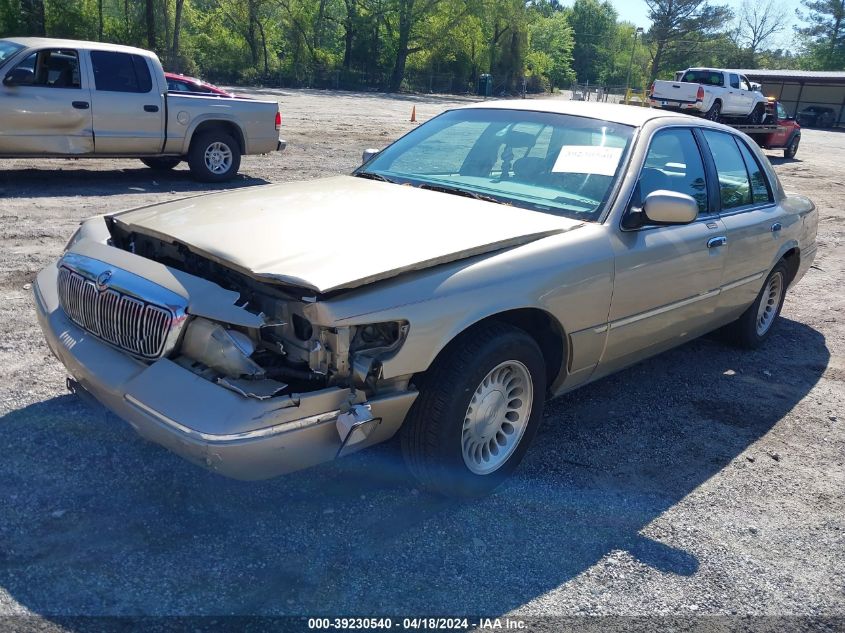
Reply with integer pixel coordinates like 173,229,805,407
707,236,727,248
144,104,159,112
771,222,782,232
71,101,89,109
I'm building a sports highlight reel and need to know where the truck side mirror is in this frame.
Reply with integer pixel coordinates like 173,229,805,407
3,67,34,87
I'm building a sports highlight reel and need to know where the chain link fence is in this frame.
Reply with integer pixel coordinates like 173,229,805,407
211,68,555,97
568,82,652,106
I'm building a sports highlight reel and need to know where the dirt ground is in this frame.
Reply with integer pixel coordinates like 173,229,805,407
0,89,842,627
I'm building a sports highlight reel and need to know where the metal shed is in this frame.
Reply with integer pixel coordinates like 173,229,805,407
729,69,845,128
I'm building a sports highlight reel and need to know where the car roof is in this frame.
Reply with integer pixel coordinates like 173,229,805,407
2,37,155,57
458,99,690,128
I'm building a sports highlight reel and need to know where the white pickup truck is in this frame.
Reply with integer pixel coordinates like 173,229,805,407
0,37,284,181
649,68,768,124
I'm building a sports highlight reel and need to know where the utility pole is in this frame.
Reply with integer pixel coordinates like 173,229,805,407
625,27,644,103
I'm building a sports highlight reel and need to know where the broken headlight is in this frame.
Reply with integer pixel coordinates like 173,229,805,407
181,317,264,378
350,321,408,354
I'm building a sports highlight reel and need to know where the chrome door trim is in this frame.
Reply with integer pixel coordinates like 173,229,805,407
721,270,765,292
609,288,721,330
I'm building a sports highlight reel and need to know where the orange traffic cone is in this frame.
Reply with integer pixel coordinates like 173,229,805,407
410,106,417,123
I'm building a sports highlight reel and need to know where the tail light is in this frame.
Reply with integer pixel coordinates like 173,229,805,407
275,111,281,131
696,85,704,101
648,83,655,97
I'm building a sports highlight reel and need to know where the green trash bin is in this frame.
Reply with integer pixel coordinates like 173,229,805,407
478,74,493,97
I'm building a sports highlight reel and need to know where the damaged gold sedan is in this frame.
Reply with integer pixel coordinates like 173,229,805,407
34,100,817,497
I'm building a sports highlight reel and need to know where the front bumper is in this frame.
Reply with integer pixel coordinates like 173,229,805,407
32,262,417,480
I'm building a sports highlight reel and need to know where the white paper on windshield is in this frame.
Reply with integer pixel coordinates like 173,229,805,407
551,145,623,176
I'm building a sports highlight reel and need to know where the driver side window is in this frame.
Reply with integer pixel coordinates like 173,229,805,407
631,128,708,218
9,49,80,89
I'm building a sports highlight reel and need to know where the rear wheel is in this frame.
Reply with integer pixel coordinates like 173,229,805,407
400,322,546,498
704,100,721,121
722,261,788,349
188,130,241,182
784,135,799,159
141,157,181,171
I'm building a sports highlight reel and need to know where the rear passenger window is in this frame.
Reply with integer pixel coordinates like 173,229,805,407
634,128,708,215
736,141,772,204
701,130,752,209
90,51,152,93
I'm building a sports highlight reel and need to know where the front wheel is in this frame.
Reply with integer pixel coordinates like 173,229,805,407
784,135,799,159
188,131,241,182
400,322,546,498
722,262,788,349
141,157,181,171
747,103,765,124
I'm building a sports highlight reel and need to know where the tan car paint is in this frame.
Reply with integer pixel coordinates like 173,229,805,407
33,102,818,480
114,175,582,294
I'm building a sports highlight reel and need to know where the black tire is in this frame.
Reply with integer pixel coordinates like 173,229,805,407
722,261,788,349
704,100,721,121
141,157,181,171
747,103,765,124
187,130,241,182
400,322,546,498
784,135,799,159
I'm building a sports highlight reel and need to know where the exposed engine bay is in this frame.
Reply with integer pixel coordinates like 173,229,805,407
105,220,409,401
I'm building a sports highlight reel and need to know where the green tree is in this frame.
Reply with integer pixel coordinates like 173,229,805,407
567,0,617,83
797,0,845,69
645,0,733,81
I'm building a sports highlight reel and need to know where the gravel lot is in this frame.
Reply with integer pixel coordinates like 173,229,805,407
0,89,842,627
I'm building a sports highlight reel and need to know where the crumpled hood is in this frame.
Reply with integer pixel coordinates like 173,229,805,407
113,175,582,294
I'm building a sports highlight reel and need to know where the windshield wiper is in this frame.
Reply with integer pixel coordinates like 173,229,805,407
355,171,396,183
415,182,505,205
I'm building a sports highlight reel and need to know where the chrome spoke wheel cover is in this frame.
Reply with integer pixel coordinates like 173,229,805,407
756,271,783,336
204,142,233,174
462,360,533,475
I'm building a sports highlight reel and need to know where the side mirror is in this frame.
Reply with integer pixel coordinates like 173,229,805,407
361,148,380,164
643,190,699,225
3,67,34,87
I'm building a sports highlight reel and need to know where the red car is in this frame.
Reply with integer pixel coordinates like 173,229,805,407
165,72,236,97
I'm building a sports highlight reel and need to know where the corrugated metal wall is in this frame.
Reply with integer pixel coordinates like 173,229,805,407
759,81,845,127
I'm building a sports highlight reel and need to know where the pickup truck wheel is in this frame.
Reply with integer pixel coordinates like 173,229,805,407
188,131,241,182
747,103,765,124
784,136,799,159
704,100,721,121
400,322,546,498
140,157,181,171
722,262,788,349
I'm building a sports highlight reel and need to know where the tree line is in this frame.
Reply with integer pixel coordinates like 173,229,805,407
2,0,843,94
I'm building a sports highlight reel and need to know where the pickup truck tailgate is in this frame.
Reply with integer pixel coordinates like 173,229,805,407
652,80,699,103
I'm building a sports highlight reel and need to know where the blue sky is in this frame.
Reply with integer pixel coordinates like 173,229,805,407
560,0,802,49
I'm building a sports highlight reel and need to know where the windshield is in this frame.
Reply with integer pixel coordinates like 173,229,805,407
357,108,634,222
0,40,24,68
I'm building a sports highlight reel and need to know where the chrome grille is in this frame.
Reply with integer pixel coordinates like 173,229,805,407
57,266,174,359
